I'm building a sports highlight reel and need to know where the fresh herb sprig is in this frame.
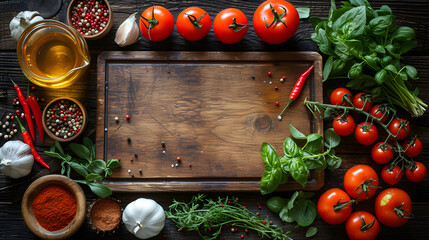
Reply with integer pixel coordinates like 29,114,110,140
260,125,341,195
311,0,427,117
304,98,417,173
44,137,120,198
267,191,318,237
165,194,291,240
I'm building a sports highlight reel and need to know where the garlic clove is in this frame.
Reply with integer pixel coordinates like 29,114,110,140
9,11,44,41
115,12,140,47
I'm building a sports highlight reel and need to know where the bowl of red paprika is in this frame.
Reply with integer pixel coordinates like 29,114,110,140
21,174,86,239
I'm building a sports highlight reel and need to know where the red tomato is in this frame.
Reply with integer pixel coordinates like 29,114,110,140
330,87,352,106
369,104,388,123
355,122,378,145
213,8,248,44
139,6,174,41
353,92,373,112
345,211,379,240
388,118,410,140
333,115,355,136
317,188,353,225
375,188,412,227
403,137,423,158
253,0,299,44
344,165,379,200
405,161,427,183
371,142,394,164
176,7,211,41
381,165,403,185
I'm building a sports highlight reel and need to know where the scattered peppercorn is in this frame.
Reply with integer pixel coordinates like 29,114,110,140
134,153,138,158
161,141,166,148
31,86,36,90
275,102,279,106
274,86,278,90
268,72,271,77
176,156,181,161
125,115,130,120
241,234,244,239
114,116,119,122
127,137,131,143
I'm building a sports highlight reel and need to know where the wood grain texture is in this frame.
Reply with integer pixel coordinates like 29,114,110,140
0,0,429,239
97,51,323,191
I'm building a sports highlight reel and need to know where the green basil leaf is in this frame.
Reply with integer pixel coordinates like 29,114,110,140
267,197,287,213
350,0,372,8
304,156,326,170
385,64,398,73
391,26,415,42
404,65,418,80
305,137,323,155
55,141,65,157
364,55,381,71
287,191,302,210
260,168,284,195
88,160,106,174
399,40,417,54
323,56,334,81
374,45,386,54
105,168,113,177
279,206,295,223
107,159,121,169
385,44,400,58
50,143,55,153
374,69,387,85
326,152,342,171
309,17,325,29
283,138,303,158
61,161,66,175
289,124,307,139
83,137,93,153
324,128,340,148
289,199,317,227
67,165,71,177
369,15,393,36
348,62,363,79
328,0,336,19
88,183,112,198
331,59,347,75
68,161,88,177
297,8,310,19
261,142,280,170
44,151,66,161
288,158,308,187
85,173,102,182
69,143,91,161
306,226,318,237
332,6,366,38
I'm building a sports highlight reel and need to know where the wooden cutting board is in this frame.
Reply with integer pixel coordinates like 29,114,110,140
96,51,323,192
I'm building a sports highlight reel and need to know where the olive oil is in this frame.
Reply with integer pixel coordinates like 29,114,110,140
26,32,80,79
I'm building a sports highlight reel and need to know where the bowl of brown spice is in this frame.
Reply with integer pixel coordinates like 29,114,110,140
21,174,86,239
89,197,122,232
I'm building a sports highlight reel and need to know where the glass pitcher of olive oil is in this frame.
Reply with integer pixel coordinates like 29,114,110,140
17,20,90,88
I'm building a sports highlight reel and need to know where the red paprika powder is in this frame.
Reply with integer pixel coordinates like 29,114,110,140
31,184,77,231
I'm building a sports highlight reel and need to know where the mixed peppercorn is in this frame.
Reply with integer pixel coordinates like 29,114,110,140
45,100,84,139
69,0,110,37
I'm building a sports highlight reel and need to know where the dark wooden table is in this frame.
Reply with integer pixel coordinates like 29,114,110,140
0,0,428,239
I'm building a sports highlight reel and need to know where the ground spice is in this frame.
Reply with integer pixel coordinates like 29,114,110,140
90,198,121,232
31,184,77,231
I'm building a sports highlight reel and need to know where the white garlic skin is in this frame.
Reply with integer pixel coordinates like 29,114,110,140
115,12,140,47
0,140,34,179
10,11,44,41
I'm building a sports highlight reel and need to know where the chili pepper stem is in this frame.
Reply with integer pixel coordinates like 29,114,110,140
278,99,294,120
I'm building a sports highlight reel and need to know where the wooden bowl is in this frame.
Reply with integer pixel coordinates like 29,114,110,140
42,97,88,142
67,0,114,40
21,175,86,239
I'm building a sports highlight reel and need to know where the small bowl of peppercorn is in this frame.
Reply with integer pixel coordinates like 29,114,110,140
67,0,114,40
42,97,88,142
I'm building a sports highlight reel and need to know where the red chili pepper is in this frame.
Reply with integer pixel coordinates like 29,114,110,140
10,77,36,140
16,118,50,169
278,65,314,120
27,94,44,144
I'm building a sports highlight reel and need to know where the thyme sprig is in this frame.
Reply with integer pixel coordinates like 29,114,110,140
165,194,291,240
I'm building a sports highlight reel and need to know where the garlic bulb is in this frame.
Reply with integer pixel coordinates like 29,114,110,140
122,198,165,239
10,11,44,41
0,140,34,179
115,12,140,47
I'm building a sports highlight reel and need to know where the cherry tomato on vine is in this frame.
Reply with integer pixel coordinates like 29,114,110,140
139,6,174,41
403,137,423,158
381,165,403,185
345,211,379,240
330,87,352,106
213,8,248,44
405,161,427,183
333,115,355,136
317,188,354,225
253,0,299,44
375,188,412,227
369,104,388,123
177,7,211,41
371,142,394,164
355,122,378,146
344,165,379,200
388,118,410,140
353,92,373,112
